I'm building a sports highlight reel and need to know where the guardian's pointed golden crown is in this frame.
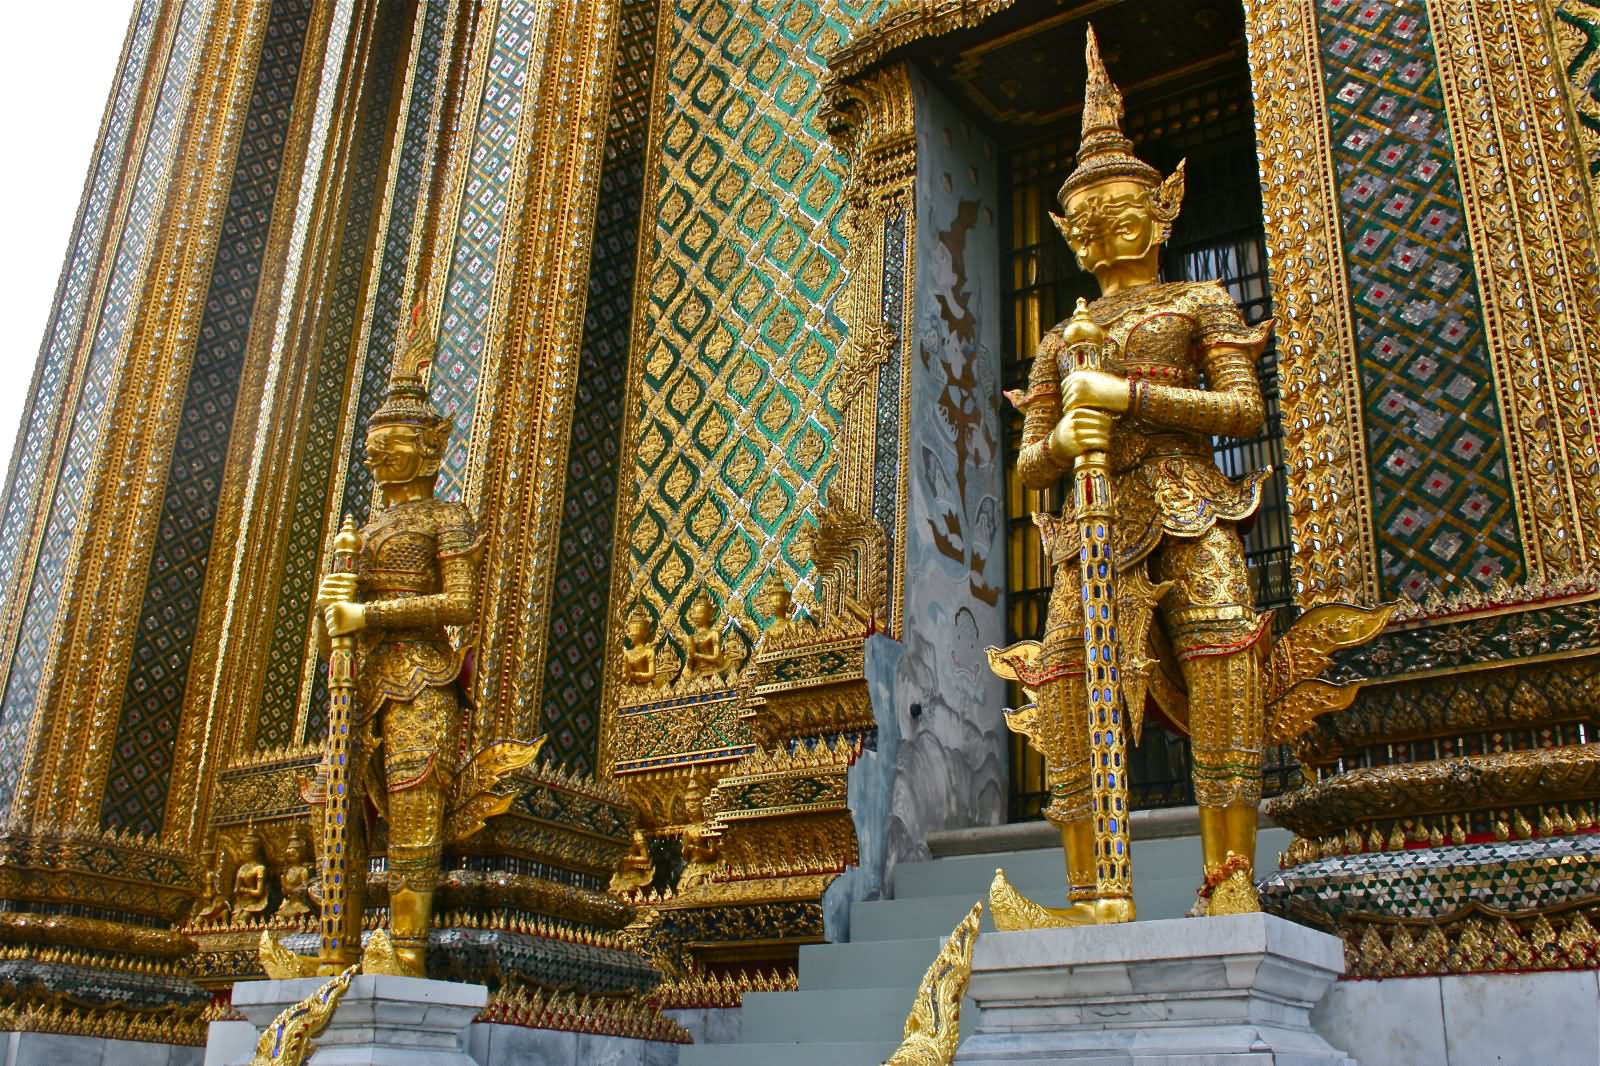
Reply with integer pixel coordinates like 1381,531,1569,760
1058,25,1163,203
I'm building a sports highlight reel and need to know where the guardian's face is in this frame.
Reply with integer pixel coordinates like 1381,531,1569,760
364,425,423,485
1062,179,1160,272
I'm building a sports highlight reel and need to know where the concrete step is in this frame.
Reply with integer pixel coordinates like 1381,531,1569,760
798,936,943,990
738,987,911,1044
683,823,1295,1064
850,891,1001,942
891,829,1294,900
890,845,1069,900
678,1040,899,1066
852,833,1293,941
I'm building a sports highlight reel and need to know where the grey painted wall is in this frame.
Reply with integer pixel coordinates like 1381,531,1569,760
828,72,1010,939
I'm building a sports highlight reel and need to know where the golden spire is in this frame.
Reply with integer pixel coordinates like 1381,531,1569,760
1078,26,1134,167
1058,25,1163,203
369,299,447,433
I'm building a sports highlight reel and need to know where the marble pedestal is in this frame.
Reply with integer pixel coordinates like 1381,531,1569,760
954,913,1356,1065
227,974,486,1066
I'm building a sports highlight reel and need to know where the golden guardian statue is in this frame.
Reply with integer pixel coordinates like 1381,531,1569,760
987,28,1389,927
290,312,543,977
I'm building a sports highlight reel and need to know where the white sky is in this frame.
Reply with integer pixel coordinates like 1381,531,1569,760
0,6,135,483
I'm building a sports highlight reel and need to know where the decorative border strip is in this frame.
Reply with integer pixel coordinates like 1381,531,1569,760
1242,0,1379,606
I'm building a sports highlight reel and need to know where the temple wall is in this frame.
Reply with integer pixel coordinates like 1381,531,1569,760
827,71,1009,934
600,0,893,746
886,72,1008,867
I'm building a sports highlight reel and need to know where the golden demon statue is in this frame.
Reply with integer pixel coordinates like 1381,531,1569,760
987,28,1388,926
296,313,541,977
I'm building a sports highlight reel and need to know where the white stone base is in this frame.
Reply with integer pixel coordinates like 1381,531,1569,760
464,1023,680,1065
1313,969,1600,1066
227,974,486,1066
954,913,1355,1065
0,1031,202,1066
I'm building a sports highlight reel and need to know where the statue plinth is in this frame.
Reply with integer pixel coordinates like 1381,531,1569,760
229,974,486,1066
954,913,1355,1065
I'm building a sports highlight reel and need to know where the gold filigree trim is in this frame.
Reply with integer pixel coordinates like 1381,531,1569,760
1386,571,1600,627
0,992,210,1048
1242,0,1377,605
823,0,1016,88
1429,0,1600,578
479,984,691,1043
1333,902,1600,979
1267,746,1600,840
648,965,797,1010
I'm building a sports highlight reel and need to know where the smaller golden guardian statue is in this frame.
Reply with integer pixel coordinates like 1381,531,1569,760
987,28,1388,928
283,312,543,978
683,589,729,679
621,603,671,687
275,827,314,921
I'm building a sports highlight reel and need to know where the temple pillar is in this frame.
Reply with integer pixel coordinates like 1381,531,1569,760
1245,0,1600,973
0,0,333,1045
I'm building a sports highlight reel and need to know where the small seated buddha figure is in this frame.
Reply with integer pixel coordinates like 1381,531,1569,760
757,571,796,642
231,827,272,923
610,830,656,894
678,779,722,891
622,603,668,687
274,827,314,920
684,589,727,679
192,847,232,925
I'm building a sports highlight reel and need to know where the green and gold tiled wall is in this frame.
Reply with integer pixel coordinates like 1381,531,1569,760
1297,0,1600,604
611,0,891,678
1315,0,1519,600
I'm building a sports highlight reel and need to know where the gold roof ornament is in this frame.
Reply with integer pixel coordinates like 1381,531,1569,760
1056,26,1185,222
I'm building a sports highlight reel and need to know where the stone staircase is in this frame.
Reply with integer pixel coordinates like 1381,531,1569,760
679,812,1292,1066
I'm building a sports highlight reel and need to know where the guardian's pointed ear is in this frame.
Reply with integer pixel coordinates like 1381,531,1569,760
1152,159,1186,223
1049,211,1073,245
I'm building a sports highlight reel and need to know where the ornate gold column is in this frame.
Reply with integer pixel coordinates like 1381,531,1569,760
0,0,329,1043
1244,0,1600,978
1241,0,1377,605
1430,0,1600,577
466,0,625,746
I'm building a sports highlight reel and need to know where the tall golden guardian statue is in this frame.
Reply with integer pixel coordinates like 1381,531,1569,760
299,313,543,977
987,28,1389,927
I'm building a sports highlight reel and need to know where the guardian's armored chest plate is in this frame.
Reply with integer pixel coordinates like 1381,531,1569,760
359,522,441,598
